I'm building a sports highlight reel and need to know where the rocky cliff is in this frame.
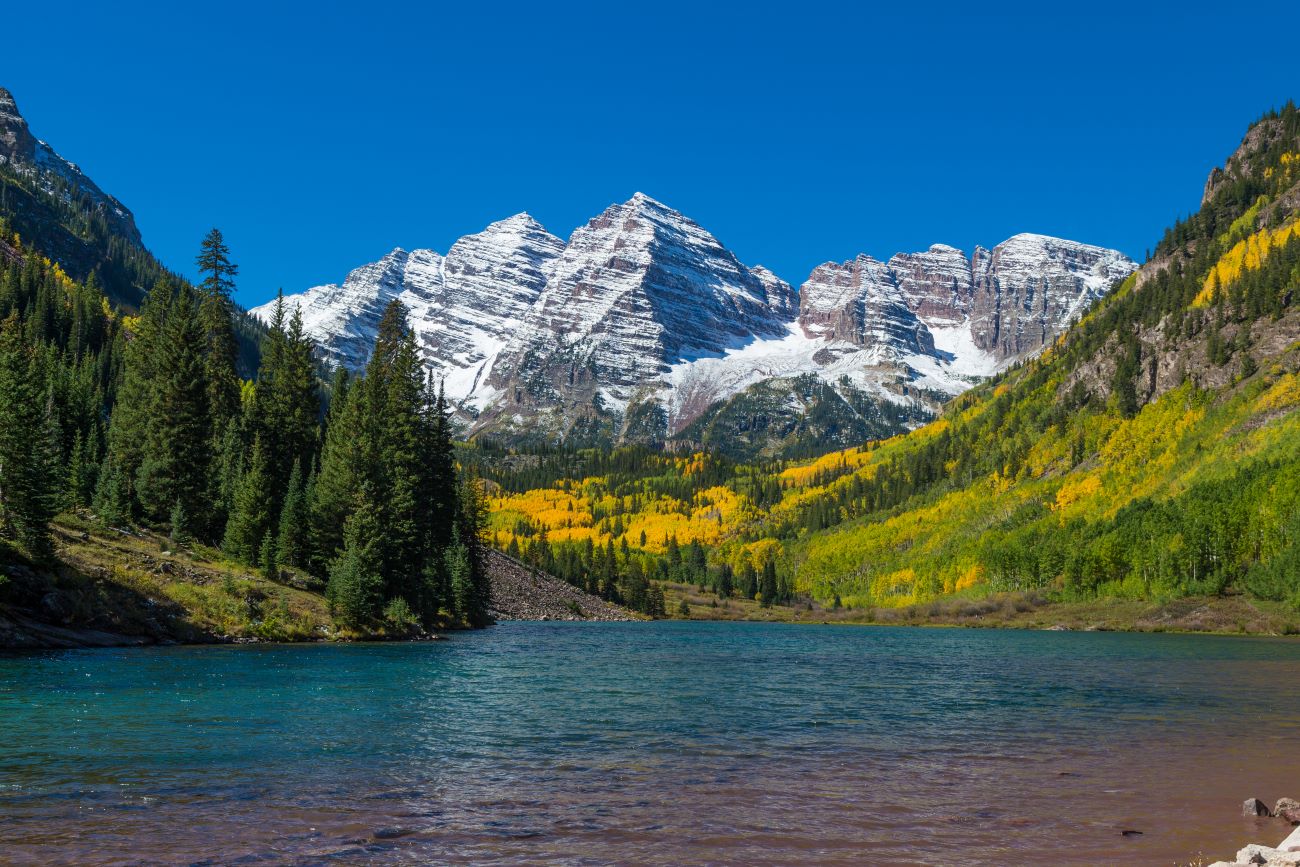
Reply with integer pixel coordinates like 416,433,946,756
260,195,1136,453
0,87,141,246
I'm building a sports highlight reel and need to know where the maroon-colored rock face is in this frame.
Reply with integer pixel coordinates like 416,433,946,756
800,235,1135,363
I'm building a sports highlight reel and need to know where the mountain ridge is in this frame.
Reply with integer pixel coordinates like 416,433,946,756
258,194,1135,454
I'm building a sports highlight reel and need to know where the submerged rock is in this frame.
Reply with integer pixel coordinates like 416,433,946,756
1277,798,1300,825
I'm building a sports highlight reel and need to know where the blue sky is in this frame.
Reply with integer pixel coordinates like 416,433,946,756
3,1,1298,307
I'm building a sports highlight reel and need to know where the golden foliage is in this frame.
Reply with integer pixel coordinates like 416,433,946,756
1196,221,1300,306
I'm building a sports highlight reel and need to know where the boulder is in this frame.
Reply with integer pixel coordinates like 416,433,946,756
1246,798,1274,817
1237,843,1300,866
1276,798,1300,825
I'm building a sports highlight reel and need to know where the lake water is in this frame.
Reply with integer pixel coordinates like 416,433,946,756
2,622,1299,866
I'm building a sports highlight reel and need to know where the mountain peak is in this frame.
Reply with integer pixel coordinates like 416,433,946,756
0,86,34,158
484,212,548,234
623,191,677,215
0,87,142,249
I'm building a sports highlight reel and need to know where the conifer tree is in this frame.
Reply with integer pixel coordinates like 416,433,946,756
195,229,241,429
275,459,309,568
328,500,384,627
102,280,173,518
252,295,319,507
259,531,278,579
170,499,192,546
223,437,273,565
760,560,778,608
363,300,426,602
310,367,359,572
454,472,491,627
0,313,58,555
446,540,475,624
135,287,212,525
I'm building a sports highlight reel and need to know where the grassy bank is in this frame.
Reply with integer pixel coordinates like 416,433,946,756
662,581,1300,635
0,514,452,647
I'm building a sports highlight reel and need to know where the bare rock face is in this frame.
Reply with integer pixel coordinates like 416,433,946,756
800,234,1135,365
482,193,795,427
0,86,141,245
969,234,1135,360
799,255,935,357
256,214,565,404
0,87,37,162
269,193,1135,450
891,243,975,328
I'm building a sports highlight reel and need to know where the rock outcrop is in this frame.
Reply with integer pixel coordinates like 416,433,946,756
0,86,141,245
262,194,1136,451
266,214,564,392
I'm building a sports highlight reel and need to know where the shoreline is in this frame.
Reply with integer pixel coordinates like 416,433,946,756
7,601,1300,652
1210,822,1300,866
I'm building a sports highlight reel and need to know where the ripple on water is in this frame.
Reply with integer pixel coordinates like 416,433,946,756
1,622,1299,865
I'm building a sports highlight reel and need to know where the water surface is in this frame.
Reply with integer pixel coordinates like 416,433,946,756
2,622,1299,865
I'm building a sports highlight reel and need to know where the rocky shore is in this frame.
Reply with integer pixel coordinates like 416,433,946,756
484,549,636,622
1209,800,1300,866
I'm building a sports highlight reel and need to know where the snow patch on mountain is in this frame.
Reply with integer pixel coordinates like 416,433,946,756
266,193,1137,443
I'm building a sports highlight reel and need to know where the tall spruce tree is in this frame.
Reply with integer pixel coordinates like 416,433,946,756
252,295,319,509
364,300,427,603
195,229,242,539
135,287,212,525
195,229,241,429
328,499,385,627
276,459,310,569
100,280,173,519
310,367,359,573
0,313,58,555
222,436,273,565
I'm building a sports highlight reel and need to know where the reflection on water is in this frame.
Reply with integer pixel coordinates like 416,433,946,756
2,622,1299,865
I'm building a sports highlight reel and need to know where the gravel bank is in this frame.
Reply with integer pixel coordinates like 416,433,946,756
485,550,636,622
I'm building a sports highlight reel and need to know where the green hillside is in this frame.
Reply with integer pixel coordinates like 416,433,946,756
478,103,1300,630
766,103,1300,611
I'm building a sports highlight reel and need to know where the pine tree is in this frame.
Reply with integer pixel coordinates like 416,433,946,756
363,300,426,604
328,501,384,627
447,540,475,624
222,437,273,565
92,454,130,528
102,280,173,519
455,473,492,627
252,295,319,508
170,499,192,546
760,560,778,608
259,531,278,579
309,367,358,572
195,229,241,430
135,287,212,525
0,313,57,555
275,460,309,568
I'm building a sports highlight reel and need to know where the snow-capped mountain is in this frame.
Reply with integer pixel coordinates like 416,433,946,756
476,193,796,438
257,194,1136,451
264,213,564,401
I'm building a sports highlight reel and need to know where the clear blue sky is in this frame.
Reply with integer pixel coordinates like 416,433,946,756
3,1,1298,307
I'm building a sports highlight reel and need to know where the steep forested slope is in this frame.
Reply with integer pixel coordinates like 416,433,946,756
763,103,1300,608
480,104,1300,622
